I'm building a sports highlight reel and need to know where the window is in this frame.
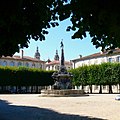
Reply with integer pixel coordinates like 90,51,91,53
18,62,22,66
52,65,54,70
108,58,114,62
10,61,14,66
55,66,57,70
68,67,70,70
48,66,50,70
39,64,42,69
40,64,42,69
57,66,59,70
2,61,7,66
116,56,120,62
25,62,29,67
32,63,35,68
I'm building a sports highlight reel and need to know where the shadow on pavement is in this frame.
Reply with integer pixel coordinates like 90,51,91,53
0,99,107,120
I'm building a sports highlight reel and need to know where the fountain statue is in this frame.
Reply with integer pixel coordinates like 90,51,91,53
52,41,73,89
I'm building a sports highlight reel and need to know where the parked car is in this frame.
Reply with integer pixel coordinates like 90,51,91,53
115,95,120,100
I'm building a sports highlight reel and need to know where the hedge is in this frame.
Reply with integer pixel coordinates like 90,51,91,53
70,63,120,93
0,66,54,86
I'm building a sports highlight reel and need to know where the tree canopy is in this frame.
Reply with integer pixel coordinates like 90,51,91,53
0,0,120,56
57,0,120,51
0,0,62,56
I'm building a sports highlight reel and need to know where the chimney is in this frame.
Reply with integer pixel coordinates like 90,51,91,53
100,47,103,54
21,50,24,59
79,55,82,58
100,50,103,54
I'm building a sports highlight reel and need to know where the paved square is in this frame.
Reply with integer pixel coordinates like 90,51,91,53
0,94,120,120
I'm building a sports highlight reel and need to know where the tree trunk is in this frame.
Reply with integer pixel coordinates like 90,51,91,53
119,84,120,93
16,86,18,93
1,86,4,91
36,86,38,93
99,85,102,93
109,85,113,93
89,85,92,93
25,86,28,93
31,86,33,93
82,85,84,90
18,86,21,93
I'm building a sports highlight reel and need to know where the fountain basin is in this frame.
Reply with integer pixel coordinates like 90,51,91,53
40,89,87,97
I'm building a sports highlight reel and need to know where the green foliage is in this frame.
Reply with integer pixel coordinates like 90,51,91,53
77,66,88,86
0,0,66,56
70,63,120,86
1,0,120,56
70,68,80,86
70,65,88,86
56,0,120,50
0,66,54,86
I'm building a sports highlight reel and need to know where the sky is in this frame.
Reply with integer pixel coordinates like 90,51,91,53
15,19,100,61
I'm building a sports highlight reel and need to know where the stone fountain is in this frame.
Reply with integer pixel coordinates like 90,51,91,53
40,41,85,97
52,41,73,90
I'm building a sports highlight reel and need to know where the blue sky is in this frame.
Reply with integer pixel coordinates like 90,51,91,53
15,19,100,61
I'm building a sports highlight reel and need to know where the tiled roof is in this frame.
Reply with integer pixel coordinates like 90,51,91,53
1,55,45,63
72,48,120,62
46,60,72,65
23,56,45,62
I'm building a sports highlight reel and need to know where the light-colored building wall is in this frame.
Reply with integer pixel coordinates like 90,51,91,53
72,49,120,68
76,84,120,93
46,61,72,71
0,57,45,69
0,47,45,69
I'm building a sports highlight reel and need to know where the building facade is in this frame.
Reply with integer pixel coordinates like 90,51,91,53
46,50,72,71
72,48,120,69
0,47,45,69
0,47,45,93
0,47,73,93
71,48,120,93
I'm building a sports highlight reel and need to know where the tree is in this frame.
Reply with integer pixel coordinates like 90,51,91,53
56,0,120,51
1,0,120,56
103,64,117,93
0,0,66,56
70,68,79,87
96,64,106,93
77,66,88,89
